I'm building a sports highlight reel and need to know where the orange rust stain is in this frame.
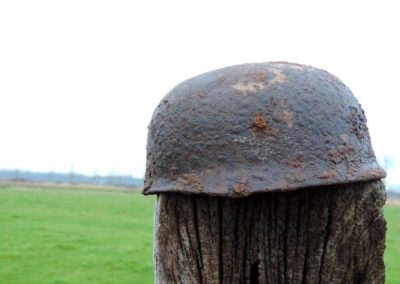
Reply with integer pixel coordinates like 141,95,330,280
268,69,288,85
232,81,266,95
250,114,278,137
233,179,249,195
178,173,203,192
233,183,246,194
318,170,337,180
252,114,267,129
364,168,386,178
347,107,367,140
287,161,303,169
230,69,288,96
197,91,207,98
249,70,269,81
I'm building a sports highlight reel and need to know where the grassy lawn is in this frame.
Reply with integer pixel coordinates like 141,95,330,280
0,184,399,283
0,185,155,284
385,206,400,283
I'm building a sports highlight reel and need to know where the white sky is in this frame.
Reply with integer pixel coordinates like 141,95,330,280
0,1,399,185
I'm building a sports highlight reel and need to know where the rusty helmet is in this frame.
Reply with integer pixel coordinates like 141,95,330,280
143,62,385,197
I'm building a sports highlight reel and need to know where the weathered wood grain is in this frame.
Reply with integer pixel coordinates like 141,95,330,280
154,181,386,284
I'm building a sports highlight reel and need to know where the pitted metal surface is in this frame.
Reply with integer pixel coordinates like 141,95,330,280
143,62,386,197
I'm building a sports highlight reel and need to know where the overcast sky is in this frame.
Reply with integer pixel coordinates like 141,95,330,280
0,1,399,186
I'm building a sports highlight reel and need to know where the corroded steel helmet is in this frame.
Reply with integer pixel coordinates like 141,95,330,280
143,62,385,197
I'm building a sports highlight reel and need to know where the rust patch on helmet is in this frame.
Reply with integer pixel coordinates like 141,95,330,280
248,69,269,81
252,114,267,129
287,161,303,169
317,170,338,180
250,114,278,137
269,69,288,85
326,142,356,165
197,91,207,98
232,81,266,95
362,168,386,179
348,106,367,140
233,179,249,195
177,173,203,192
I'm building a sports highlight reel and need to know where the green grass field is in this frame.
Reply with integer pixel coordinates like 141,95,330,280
0,185,155,284
0,184,399,283
384,206,400,283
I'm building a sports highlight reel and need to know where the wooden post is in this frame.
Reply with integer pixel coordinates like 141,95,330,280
154,181,386,283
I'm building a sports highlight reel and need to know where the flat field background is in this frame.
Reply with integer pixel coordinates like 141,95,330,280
0,184,399,283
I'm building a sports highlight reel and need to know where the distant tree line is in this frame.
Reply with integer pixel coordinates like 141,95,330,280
0,169,144,188
387,189,400,199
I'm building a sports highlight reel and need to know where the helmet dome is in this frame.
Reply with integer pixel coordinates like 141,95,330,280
143,62,385,197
